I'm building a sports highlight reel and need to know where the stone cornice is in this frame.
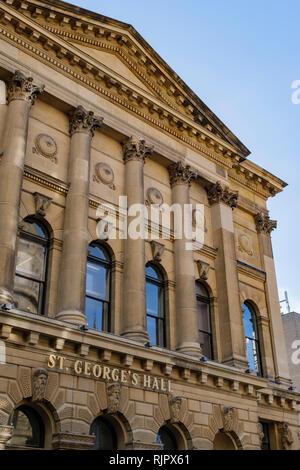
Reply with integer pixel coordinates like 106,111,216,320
0,2,286,199
1,308,299,407
2,0,250,158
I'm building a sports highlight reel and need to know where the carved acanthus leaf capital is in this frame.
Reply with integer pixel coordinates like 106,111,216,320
206,181,238,209
122,136,153,164
7,70,44,104
168,161,197,187
69,105,103,137
254,211,277,234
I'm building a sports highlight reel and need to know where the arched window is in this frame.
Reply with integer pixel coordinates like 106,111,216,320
146,264,165,347
196,283,213,359
85,244,111,331
8,405,45,448
156,425,178,450
14,218,49,314
90,416,117,450
243,301,262,375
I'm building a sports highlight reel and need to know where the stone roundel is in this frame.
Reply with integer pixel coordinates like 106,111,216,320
35,134,57,159
146,187,164,206
238,233,253,256
95,162,115,186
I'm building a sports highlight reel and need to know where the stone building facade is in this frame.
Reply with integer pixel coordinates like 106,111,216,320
0,0,299,450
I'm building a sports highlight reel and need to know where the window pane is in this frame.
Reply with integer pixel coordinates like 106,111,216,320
197,300,211,333
22,221,47,239
243,304,257,339
246,338,260,372
261,422,270,450
86,297,103,330
199,330,212,359
86,261,108,300
91,418,117,450
15,239,46,281
146,282,159,316
146,265,159,279
9,407,44,448
147,316,157,346
196,283,208,297
14,275,41,313
88,245,107,261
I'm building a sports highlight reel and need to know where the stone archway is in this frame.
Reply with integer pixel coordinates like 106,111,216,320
213,431,239,450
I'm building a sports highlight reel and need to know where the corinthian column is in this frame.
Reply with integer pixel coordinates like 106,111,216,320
168,161,201,358
56,106,103,324
207,182,248,368
255,211,291,385
121,136,153,343
0,71,44,305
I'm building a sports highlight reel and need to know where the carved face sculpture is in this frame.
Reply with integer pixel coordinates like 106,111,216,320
169,396,182,423
223,406,234,433
32,368,48,402
280,422,294,449
107,383,121,413
257,422,265,446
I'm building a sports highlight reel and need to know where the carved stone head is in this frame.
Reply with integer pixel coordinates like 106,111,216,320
169,396,182,423
279,422,294,450
223,406,234,433
257,422,265,447
107,383,121,413
32,368,48,402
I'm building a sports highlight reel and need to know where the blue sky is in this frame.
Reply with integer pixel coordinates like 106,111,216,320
71,0,300,312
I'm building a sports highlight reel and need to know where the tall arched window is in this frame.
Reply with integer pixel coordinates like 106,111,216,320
196,282,213,359
8,405,45,448
243,301,262,375
146,264,165,347
90,416,117,450
14,218,49,314
85,244,111,331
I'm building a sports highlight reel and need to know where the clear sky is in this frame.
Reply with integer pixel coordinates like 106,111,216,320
70,0,300,312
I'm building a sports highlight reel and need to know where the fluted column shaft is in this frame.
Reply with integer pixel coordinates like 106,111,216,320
0,71,44,305
56,106,102,324
207,182,248,369
121,136,153,344
169,162,201,358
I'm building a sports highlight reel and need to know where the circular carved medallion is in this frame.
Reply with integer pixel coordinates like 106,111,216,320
94,162,115,189
146,187,164,206
35,134,57,160
238,233,253,256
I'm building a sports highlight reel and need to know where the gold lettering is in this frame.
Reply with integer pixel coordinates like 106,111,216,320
84,362,92,376
144,375,151,388
103,366,111,380
160,378,167,392
132,373,139,386
93,364,102,378
121,370,128,383
47,354,56,368
74,360,83,375
111,369,119,381
58,356,65,370
152,377,159,390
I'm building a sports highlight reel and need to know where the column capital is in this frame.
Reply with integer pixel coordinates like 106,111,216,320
7,70,44,104
168,161,197,187
254,211,277,234
69,105,103,137
206,181,238,209
122,135,153,164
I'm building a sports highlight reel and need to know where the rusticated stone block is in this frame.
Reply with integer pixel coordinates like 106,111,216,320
18,367,31,398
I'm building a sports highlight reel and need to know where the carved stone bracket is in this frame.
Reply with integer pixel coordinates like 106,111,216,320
196,260,210,280
69,105,103,136
34,192,52,217
107,382,121,413
168,161,197,187
150,240,165,262
254,211,277,234
7,70,44,104
206,181,238,209
222,406,235,433
122,135,153,163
